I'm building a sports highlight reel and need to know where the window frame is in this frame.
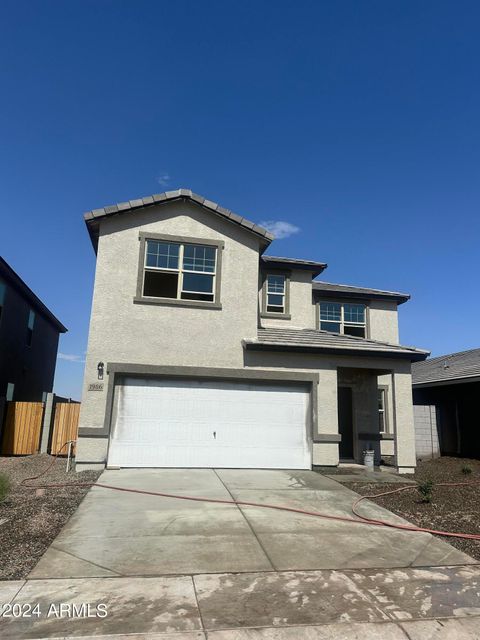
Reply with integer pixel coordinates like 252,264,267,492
378,386,389,434
134,232,224,309
317,299,368,337
260,270,291,319
0,279,6,327
26,309,35,347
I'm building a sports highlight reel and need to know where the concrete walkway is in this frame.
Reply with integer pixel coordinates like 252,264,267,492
1,566,480,638
29,469,474,578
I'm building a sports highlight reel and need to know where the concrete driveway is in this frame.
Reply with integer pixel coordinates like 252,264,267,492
30,468,474,579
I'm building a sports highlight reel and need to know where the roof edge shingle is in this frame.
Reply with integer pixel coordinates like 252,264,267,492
244,327,429,362
261,255,327,277
313,281,410,304
84,188,275,250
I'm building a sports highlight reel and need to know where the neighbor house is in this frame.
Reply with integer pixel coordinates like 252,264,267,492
0,256,67,402
412,348,480,459
76,189,428,473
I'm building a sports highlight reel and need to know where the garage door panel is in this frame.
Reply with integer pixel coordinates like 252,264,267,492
108,378,311,469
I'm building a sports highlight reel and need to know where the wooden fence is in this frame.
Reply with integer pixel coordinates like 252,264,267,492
1,402,44,455
0,398,80,456
50,402,81,455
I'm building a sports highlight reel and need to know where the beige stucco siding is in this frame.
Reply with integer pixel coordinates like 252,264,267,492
368,300,399,343
79,201,262,433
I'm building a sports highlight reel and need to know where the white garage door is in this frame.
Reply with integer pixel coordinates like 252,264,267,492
108,377,311,469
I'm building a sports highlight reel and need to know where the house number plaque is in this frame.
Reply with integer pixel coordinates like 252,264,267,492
88,383,104,391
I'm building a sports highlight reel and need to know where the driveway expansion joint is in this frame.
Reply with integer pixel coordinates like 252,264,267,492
212,468,277,572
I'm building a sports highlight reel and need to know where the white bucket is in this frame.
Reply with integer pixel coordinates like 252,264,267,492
363,450,375,470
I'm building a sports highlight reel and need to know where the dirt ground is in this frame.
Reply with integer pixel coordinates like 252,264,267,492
344,457,480,561
0,454,101,579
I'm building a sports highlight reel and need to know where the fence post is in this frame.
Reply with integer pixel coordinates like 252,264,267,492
40,393,55,453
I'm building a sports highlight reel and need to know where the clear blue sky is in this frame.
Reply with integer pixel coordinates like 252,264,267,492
1,1,479,399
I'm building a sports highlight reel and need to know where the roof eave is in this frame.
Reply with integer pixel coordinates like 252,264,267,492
243,341,429,362
261,259,327,278
413,374,480,388
313,288,410,305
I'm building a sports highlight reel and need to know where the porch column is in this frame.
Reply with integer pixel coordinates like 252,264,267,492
391,364,416,474
312,365,340,467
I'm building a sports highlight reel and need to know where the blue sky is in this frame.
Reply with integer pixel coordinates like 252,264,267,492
1,0,479,399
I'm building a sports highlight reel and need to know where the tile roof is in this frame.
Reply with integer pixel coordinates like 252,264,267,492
313,281,410,304
84,188,275,249
244,327,428,361
412,348,480,386
0,257,67,333
261,255,327,276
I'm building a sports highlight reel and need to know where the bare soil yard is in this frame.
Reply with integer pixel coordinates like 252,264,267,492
343,457,480,561
0,454,100,579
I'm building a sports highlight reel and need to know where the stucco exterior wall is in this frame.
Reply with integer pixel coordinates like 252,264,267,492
260,270,316,329
368,300,399,343
392,365,416,473
78,200,262,437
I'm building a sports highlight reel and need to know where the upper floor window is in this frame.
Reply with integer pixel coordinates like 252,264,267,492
266,274,286,313
143,240,217,303
26,309,35,346
319,302,366,337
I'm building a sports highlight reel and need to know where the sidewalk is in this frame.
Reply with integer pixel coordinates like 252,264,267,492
1,565,479,639
16,617,480,639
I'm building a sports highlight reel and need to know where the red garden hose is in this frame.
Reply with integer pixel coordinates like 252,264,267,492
21,446,480,542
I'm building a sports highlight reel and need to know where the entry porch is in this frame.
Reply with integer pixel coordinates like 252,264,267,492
313,362,416,474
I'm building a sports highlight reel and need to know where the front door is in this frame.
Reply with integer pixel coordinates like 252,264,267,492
338,386,354,459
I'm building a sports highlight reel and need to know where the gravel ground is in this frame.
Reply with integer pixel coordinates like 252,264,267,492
0,454,101,580
342,457,480,561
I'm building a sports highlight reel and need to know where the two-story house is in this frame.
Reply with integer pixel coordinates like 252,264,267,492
0,256,67,402
77,190,428,473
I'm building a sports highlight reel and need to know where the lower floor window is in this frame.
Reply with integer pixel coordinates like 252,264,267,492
378,388,388,433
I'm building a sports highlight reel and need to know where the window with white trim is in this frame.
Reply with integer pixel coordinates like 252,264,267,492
378,388,388,433
319,302,366,337
142,240,217,302
266,274,286,313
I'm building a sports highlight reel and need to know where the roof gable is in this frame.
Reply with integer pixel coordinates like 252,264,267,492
84,189,274,252
0,257,67,333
